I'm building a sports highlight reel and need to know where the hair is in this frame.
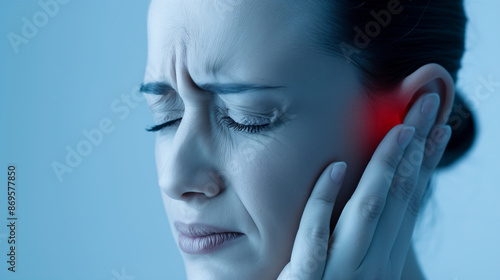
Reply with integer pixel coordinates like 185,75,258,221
301,0,478,229
309,0,476,168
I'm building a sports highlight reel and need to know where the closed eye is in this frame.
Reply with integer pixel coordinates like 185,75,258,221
146,107,272,133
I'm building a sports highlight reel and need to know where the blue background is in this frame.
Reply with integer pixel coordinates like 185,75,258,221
1,1,499,279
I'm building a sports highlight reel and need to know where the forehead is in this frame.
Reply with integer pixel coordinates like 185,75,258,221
146,0,322,85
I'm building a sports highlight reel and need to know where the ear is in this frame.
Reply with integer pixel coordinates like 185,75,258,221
352,63,455,154
395,63,455,126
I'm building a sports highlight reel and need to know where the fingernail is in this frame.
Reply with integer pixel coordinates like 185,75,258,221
421,93,440,120
330,162,347,184
398,126,415,150
432,125,452,150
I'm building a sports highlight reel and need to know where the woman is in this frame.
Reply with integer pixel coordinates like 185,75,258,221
141,0,475,279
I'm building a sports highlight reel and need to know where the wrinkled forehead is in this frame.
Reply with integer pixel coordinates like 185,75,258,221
146,0,321,85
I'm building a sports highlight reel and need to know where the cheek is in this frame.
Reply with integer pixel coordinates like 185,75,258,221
230,137,310,257
230,116,351,250
226,136,306,220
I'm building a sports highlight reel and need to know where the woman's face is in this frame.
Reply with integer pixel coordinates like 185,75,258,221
144,1,380,279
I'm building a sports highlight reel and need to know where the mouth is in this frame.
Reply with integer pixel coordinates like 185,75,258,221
174,221,244,254
174,221,243,236
177,232,244,254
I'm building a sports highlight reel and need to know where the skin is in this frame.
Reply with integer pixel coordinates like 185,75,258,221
142,1,455,279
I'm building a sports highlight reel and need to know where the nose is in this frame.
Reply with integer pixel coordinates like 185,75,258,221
157,67,224,201
158,127,224,201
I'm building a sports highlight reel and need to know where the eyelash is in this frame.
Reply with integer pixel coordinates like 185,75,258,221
146,108,272,134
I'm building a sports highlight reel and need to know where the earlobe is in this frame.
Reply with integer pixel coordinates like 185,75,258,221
395,63,455,126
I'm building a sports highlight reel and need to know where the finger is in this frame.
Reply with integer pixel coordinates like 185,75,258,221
390,124,451,268
363,93,441,263
418,125,453,187
285,162,346,279
324,124,412,274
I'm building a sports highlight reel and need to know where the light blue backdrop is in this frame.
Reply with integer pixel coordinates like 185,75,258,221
1,1,185,279
0,1,499,280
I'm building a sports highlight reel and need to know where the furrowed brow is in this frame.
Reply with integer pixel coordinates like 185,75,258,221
140,82,284,95
139,82,175,95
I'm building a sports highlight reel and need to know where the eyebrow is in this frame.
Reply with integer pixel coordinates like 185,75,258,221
139,82,284,95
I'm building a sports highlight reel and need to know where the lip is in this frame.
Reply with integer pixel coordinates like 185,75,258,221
175,222,244,254
178,232,244,254
174,221,241,237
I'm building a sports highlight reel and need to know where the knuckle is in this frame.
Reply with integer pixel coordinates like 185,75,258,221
314,189,338,205
379,150,400,171
358,195,386,221
395,156,420,178
305,226,330,243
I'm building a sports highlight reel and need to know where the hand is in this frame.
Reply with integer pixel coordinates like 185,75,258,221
277,93,452,279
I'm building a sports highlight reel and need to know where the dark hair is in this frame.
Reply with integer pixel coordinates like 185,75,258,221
311,0,476,167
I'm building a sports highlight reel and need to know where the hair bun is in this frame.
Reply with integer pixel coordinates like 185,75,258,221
438,91,476,168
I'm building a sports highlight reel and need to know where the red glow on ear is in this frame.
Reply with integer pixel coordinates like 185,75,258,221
354,95,408,153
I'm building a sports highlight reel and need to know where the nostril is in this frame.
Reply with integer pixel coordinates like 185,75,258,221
181,192,199,199
174,180,223,201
